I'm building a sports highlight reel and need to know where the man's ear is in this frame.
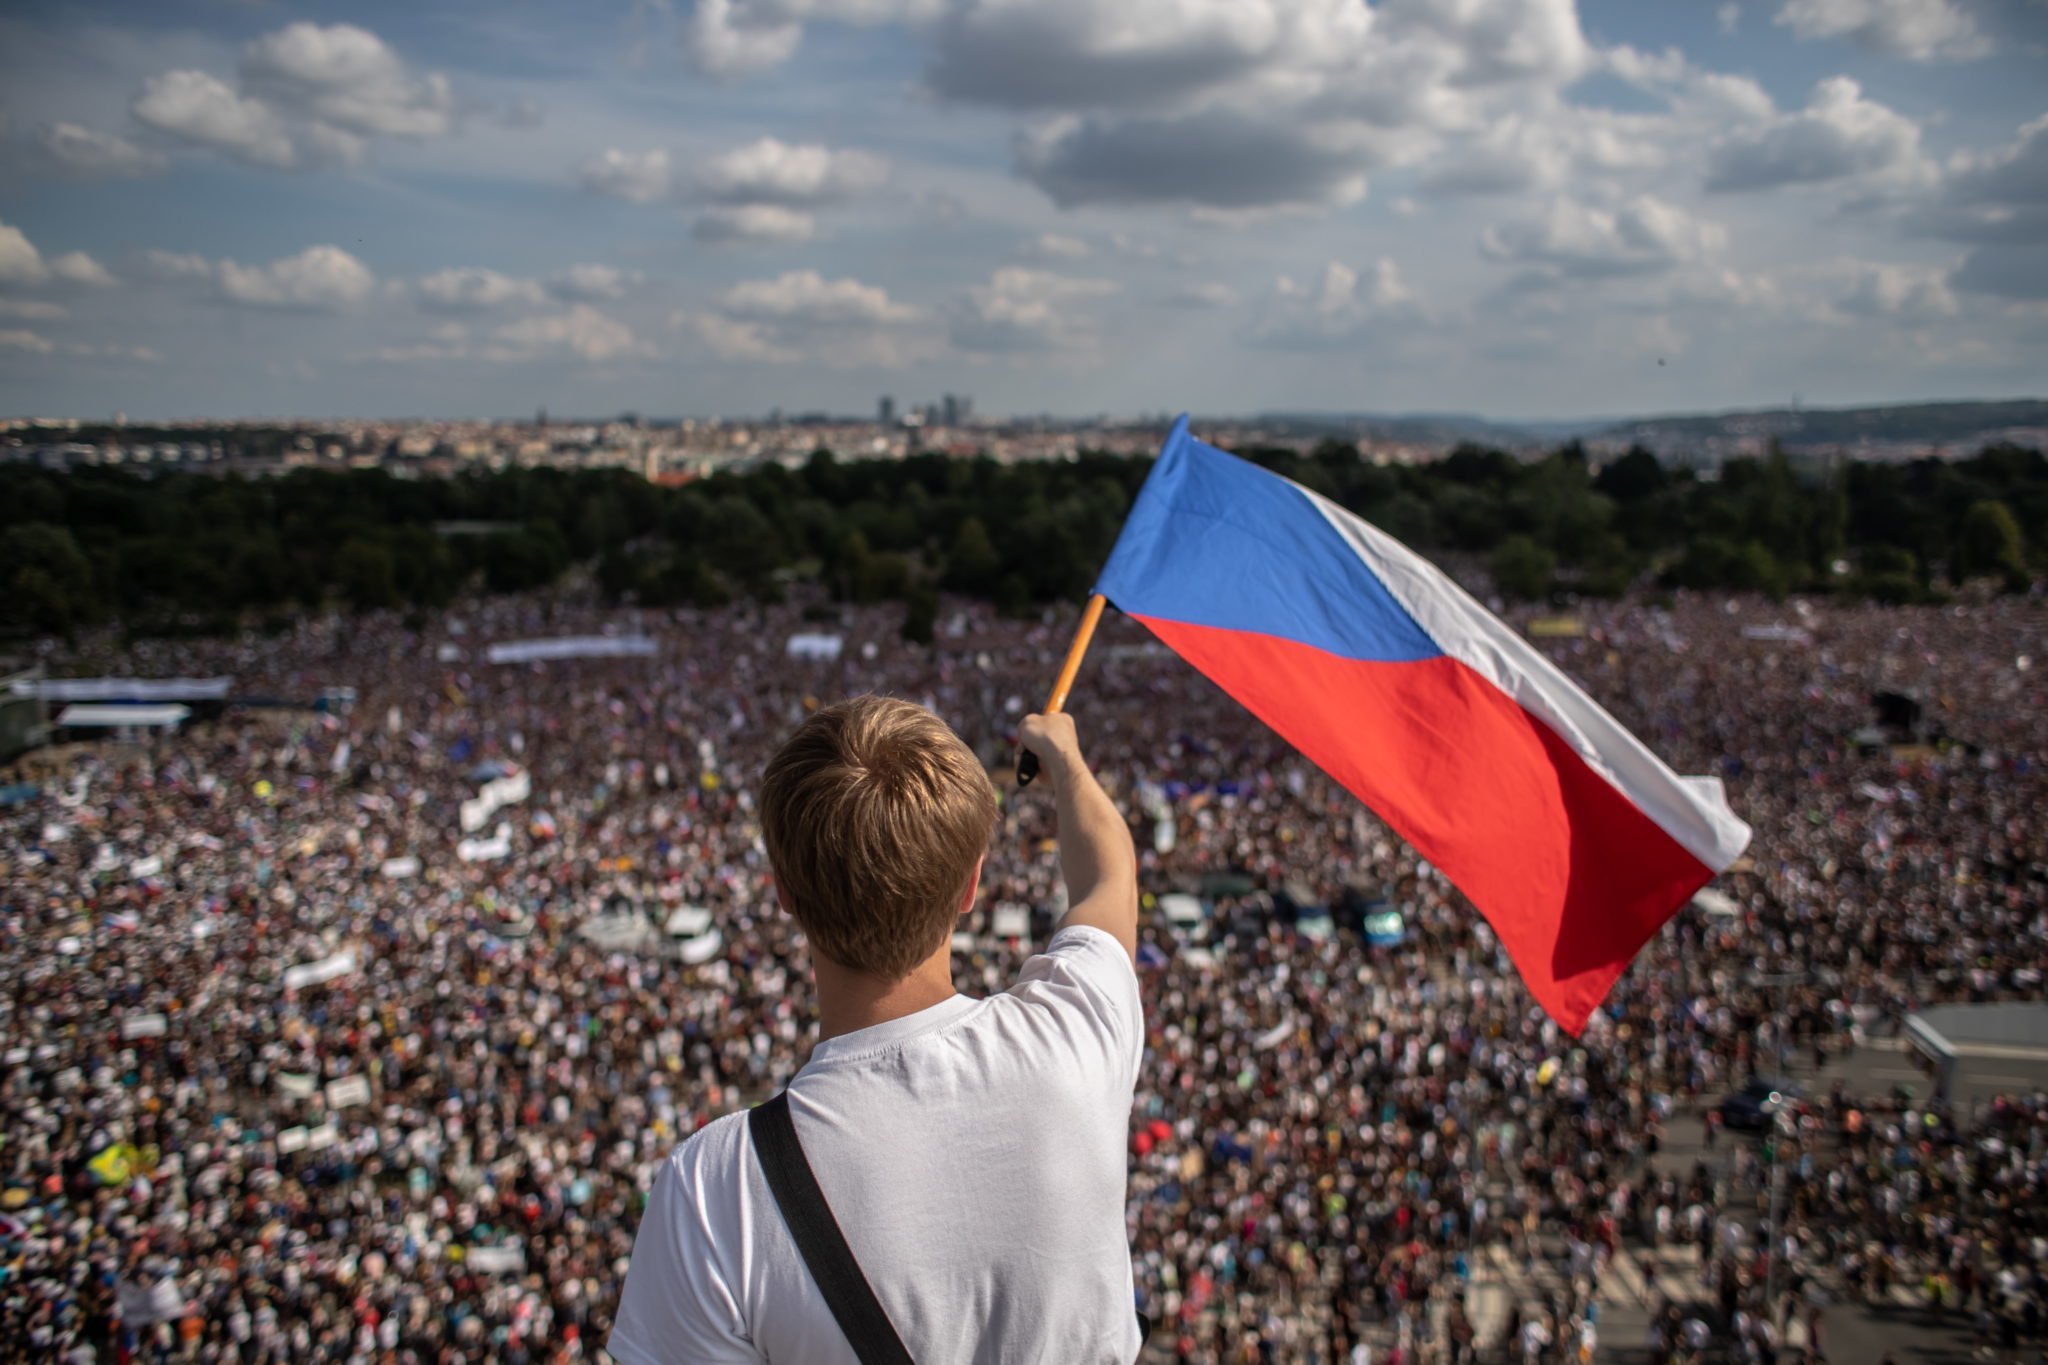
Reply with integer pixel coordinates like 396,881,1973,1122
957,855,984,918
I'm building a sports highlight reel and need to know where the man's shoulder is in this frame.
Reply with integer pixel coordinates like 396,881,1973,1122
669,1109,754,1192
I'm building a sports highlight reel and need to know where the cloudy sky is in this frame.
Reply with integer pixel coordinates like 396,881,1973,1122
0,0,2043,421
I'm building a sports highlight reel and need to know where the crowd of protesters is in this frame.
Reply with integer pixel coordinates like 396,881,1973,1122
1,585,2043,1364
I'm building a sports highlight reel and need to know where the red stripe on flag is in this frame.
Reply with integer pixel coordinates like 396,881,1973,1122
1136,615,1714,1033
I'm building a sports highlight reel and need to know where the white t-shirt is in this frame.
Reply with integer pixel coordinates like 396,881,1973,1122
609,924,1145,1365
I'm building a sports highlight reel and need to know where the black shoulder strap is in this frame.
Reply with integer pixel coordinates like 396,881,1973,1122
748,1091,915,1365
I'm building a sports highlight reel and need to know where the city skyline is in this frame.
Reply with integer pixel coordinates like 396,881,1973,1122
1,0,2045,421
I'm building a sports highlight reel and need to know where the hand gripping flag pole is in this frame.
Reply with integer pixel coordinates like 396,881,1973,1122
1015,593,1107,788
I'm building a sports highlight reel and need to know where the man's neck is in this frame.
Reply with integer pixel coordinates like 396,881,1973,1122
812,948,957,1044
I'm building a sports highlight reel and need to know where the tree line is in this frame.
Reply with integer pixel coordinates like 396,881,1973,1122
1,440,2039,641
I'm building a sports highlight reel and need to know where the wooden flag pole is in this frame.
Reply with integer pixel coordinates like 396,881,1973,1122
1016,593,1107,787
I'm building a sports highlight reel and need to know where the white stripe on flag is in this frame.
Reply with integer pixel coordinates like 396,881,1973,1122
1295,481,1752,874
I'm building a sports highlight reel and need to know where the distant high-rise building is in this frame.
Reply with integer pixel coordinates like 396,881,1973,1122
940,393,972,427
536,406,547,428
878,395,896,426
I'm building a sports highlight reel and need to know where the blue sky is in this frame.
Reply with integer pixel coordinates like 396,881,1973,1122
0,0,2043,420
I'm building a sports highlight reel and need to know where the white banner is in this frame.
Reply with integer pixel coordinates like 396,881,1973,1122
276,1072,318,1099
325,1075,372,1109
380,856,421,879
457,824,512,863
282,951,356,991
121,1013,168,1039
460,769,531,832
117,1275,191,1327
677,927,724,965
467,1245,527,1274
785,632,844,661
486,635,655,664
130,855,164,880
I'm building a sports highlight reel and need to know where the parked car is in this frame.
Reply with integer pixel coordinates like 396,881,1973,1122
1718,1078,1802,1132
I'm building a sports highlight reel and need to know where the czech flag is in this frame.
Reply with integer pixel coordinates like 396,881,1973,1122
1096,418,1752,1033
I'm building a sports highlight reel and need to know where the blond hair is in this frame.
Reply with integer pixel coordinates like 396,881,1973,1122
760,695,997,979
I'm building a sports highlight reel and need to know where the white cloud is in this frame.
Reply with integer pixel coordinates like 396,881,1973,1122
1022,232,1092,260
417,267,545,313
719,270,918,324
699,138,888,205
241,22,454,139
0,221,114,291
691,205,819,243
487,305,644,363
0,223,51,287
1706,77,1928,193
1016,109,1376,209
1900,116,2048,300
1481,196,1726,280
683,0,939,76
217,245,376,309
548,265,643,301
688,268,927,366
579,147,672,203
951,266,1118,352
129,22,456,172
0,330,156,362
1838,261,1959,319
687,0,803,78
1774,0,1987,61
0,299,67,321
37,123,163,179
1420,111,1666,197
1920,116,2048,244
1251,258,1421,348
684,310,802,363
1165,281,1238,308
50,252,116,288
132,69,297,169
1719,3,1742,33
687,0,1607,212
138,250,215,282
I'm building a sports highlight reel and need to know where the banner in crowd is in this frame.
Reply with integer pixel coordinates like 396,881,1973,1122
485,635,655,664
458,824,513,863
282,951,356,991
460,768,531,833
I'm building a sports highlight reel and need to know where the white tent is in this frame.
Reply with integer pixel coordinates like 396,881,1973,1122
55,703,191,730
23,676,229,702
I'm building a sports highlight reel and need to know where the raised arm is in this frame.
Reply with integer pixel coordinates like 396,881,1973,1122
1017,712,1138,962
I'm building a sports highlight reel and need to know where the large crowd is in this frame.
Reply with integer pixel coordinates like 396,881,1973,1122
1,585,2044,1364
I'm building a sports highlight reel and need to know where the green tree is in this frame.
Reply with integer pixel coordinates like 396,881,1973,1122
1952,499,2026,586
0,523,96,632
334,538,399,610
943,516,1003,596
901,583,938,644
1490,534,1555,602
